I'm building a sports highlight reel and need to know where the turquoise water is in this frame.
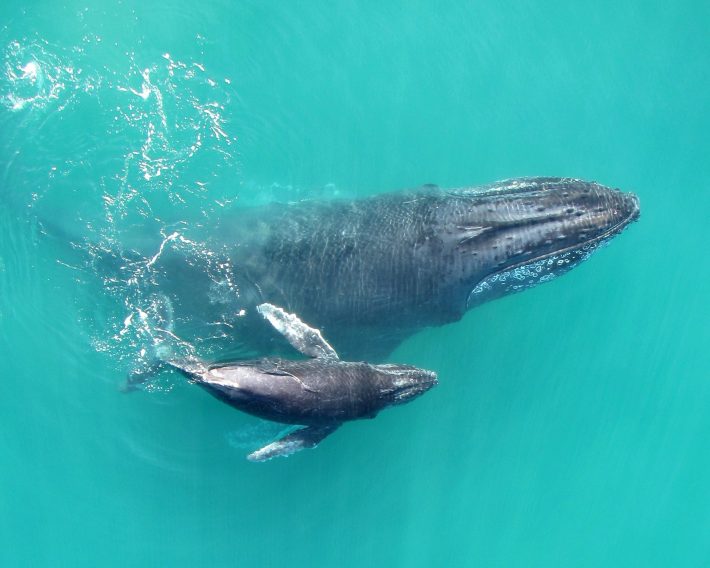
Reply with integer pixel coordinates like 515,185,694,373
1,1,709,566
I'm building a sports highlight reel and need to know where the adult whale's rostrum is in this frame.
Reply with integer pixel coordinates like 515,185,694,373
139,177,641,359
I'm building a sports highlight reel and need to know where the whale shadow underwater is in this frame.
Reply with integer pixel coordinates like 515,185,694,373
112,177,639,361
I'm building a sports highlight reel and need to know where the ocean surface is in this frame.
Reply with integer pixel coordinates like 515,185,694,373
1,2,709,566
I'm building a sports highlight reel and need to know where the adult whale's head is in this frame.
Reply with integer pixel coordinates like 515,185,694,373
429,177,640,311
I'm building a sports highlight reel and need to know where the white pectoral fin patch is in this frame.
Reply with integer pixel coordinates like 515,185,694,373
247,424,340,462
257,303,339,360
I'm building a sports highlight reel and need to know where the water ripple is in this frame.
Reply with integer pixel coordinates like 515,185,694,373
1,35,242,380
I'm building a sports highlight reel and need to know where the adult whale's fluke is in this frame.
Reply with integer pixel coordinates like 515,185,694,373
91,177,641,360
151,303,438,462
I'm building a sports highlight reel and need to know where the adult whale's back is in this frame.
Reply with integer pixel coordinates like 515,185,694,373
227,188,466,325
194,177,639,359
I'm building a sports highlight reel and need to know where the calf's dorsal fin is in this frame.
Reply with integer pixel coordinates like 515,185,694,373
257,303,339,360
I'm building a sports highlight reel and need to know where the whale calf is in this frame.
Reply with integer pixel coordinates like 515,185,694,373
109,177,640,360
160,303,437,461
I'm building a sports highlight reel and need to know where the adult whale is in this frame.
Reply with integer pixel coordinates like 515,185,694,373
120,177,640,360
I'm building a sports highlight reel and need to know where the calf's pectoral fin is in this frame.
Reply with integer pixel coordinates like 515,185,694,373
247,423,341,462
256,302,339,360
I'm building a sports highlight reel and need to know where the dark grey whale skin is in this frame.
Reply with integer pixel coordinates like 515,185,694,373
145,177,640,360
191,358,437,426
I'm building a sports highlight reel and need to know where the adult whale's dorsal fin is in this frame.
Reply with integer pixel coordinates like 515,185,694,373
247,424,341,462
257,303,339,360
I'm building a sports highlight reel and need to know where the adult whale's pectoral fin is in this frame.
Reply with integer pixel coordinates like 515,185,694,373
247,424,341,462
256,303,339,360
